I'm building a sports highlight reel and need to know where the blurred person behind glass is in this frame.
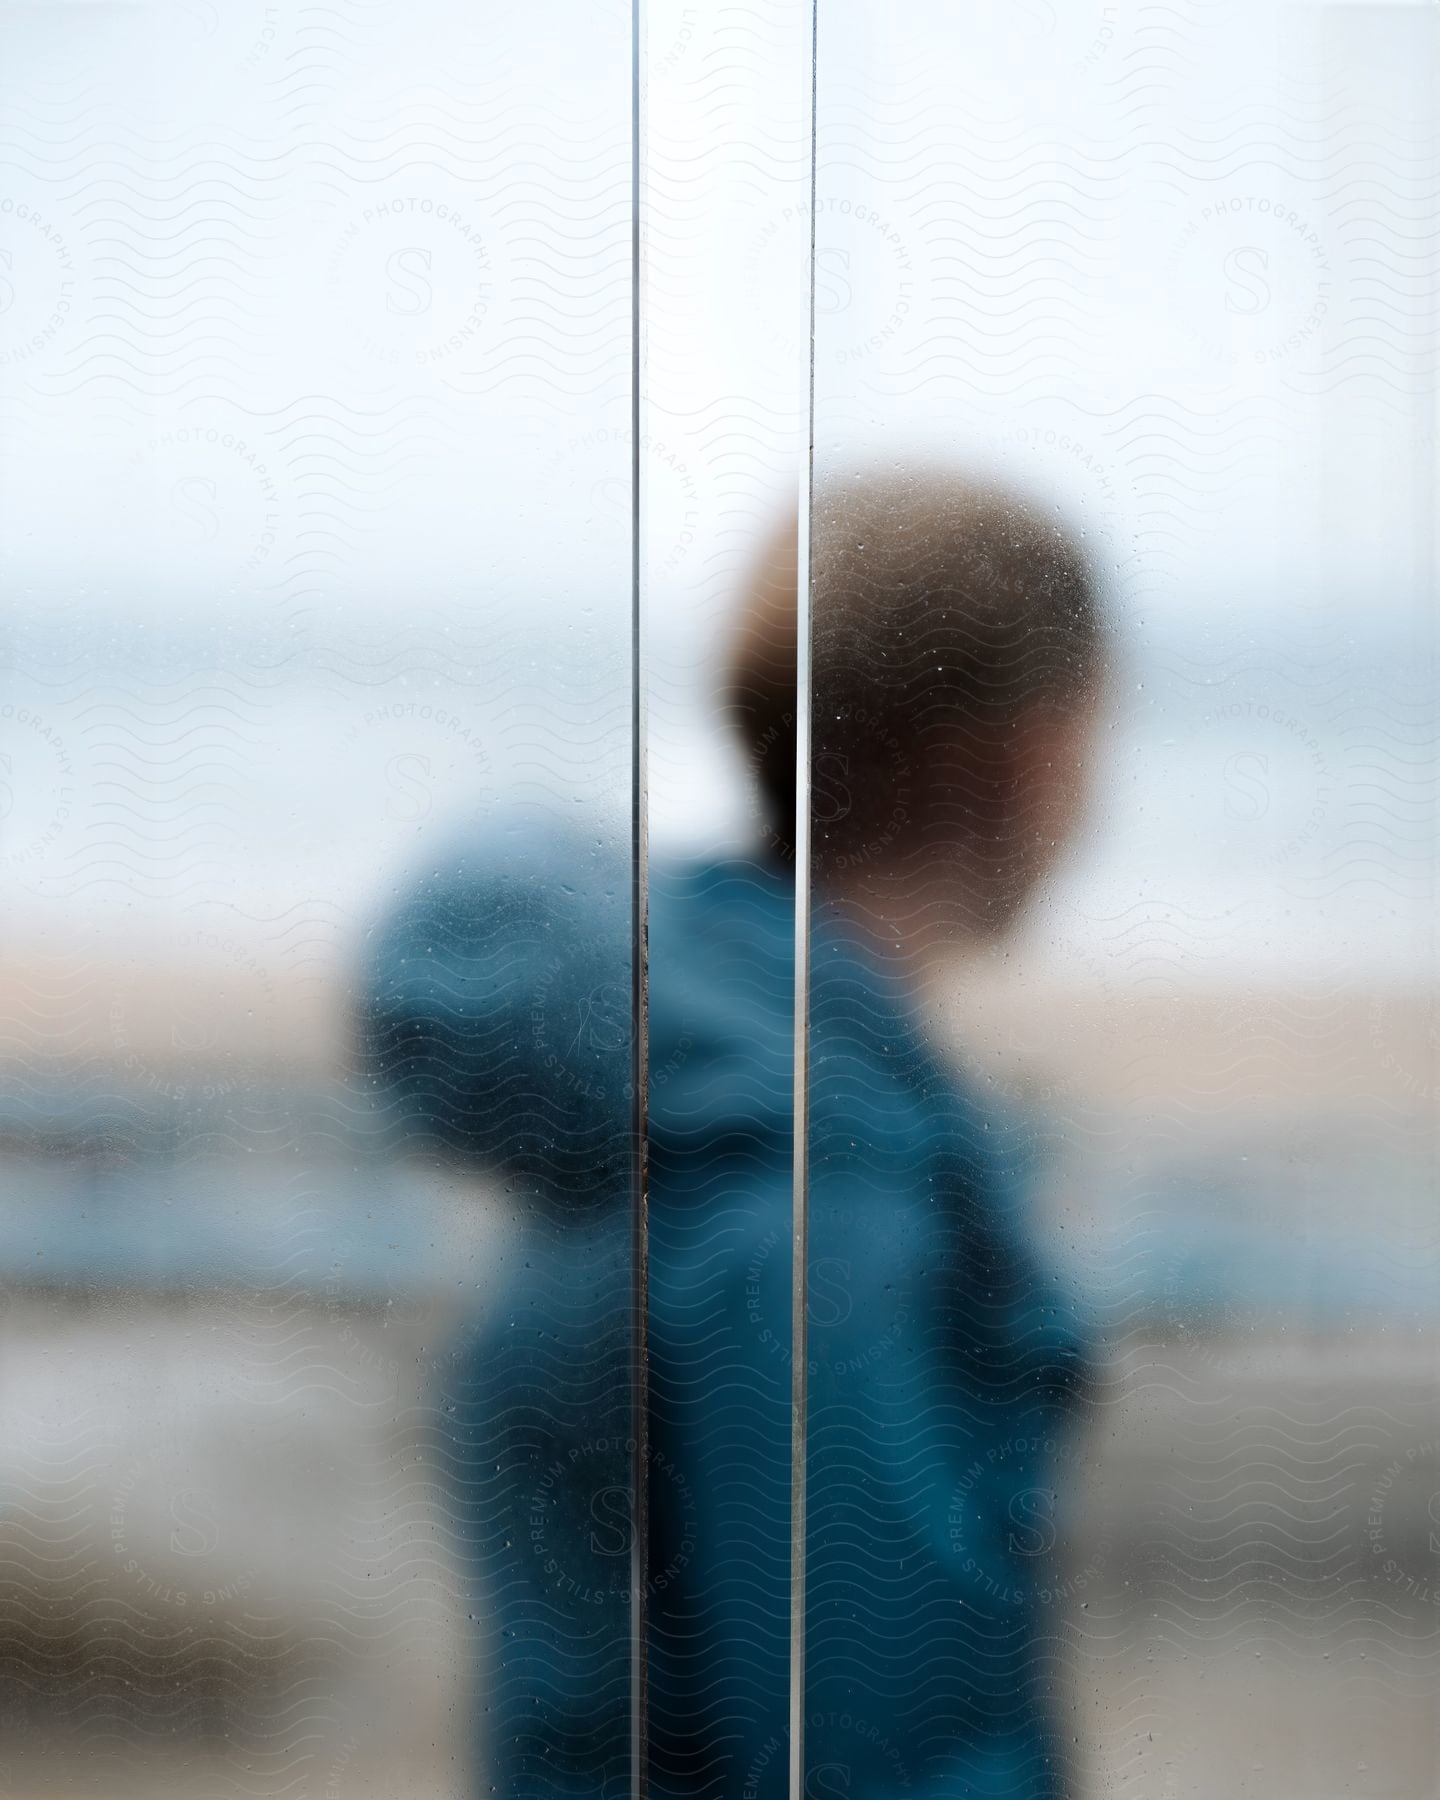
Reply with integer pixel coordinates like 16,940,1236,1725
361,466,1106,1798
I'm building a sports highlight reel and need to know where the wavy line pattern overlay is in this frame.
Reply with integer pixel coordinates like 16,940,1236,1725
0,2,1435,1799
808,4,1437,1798
1,5,637,1797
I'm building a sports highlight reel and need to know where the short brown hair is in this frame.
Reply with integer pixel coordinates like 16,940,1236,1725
726,469,1103,865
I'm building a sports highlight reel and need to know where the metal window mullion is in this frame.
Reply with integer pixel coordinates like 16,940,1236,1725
630,0,650,1792
790,4,819,1795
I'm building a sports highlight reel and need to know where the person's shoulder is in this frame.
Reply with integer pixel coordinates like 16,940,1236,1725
647,851,797,1139
647,850,796,1031
650,850,794,943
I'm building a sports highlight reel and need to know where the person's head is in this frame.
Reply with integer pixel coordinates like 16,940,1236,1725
726,467,1106,943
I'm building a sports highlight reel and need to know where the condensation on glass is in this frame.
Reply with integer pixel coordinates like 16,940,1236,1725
804,4,1438,1799
0,9,637,1798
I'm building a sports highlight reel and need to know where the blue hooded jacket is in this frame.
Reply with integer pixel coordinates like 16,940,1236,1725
361,820,1089,1800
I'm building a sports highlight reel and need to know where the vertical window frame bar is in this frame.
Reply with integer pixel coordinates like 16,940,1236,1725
790,4,819,1794
630,0,651,1791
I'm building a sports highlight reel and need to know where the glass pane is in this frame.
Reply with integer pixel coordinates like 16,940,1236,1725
806,5,1437,1798
0,9,638,1799
640,2,814,1793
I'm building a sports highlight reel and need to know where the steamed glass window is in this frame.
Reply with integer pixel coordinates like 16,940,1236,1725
805,5,1438,1797
0,3,1435,1798
0,10,638,1798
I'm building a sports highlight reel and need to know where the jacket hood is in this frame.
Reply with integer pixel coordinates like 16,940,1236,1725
360,815,634,1199
360,817,804,1194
